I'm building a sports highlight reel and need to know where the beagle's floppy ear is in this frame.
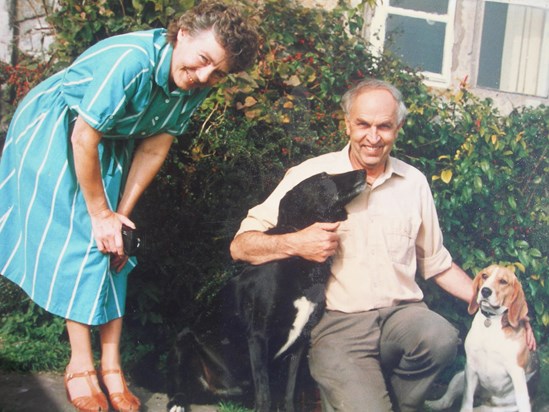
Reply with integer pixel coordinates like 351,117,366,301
505,277,528,328
468,270,483,315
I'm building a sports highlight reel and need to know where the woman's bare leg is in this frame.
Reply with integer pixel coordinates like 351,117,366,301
99,317,140,409
65,320,102,397
99,317,124,392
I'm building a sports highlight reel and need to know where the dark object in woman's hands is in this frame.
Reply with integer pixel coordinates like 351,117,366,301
121,225,145,256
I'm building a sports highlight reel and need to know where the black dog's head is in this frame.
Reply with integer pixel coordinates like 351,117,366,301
275,170,366,231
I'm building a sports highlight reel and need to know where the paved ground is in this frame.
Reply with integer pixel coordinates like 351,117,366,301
1,371,547,412
0,371,217,412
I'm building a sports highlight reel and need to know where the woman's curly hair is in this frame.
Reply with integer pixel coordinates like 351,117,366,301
167,1,259,73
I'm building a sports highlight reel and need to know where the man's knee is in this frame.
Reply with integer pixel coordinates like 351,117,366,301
420,319,459,367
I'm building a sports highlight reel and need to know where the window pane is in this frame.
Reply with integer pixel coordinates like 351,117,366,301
389,0,449,14
478,2,549,97
478,2,507,89
385,15,446,73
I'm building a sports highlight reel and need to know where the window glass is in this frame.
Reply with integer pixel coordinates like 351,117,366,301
385,15,446,74
389,0,449,14
478,1,548,97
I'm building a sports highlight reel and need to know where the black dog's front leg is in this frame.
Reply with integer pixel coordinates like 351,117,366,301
166,328,195,412
283,344,305,412
248,333,271,412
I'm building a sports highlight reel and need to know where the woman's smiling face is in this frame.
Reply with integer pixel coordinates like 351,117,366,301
170,29,230,91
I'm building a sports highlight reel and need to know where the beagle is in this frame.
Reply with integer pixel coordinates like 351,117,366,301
426,265,539,412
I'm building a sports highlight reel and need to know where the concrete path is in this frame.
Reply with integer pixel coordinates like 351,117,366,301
0,371,217,412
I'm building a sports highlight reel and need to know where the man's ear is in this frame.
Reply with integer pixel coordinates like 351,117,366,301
344,116,351,136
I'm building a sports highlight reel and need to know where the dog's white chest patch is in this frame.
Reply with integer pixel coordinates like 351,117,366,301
275,296,316,358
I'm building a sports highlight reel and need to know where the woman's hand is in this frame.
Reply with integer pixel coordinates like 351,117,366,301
90,209,135,256
110,254,129,273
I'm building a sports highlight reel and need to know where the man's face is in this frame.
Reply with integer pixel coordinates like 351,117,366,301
170,29,230,91
345,88,402,180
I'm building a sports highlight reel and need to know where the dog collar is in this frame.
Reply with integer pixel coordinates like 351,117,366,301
481,309,495,327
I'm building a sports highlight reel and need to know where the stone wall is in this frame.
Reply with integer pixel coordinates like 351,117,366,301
0,0,56,64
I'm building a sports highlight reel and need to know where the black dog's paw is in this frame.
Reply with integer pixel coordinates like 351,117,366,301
167,394,189,412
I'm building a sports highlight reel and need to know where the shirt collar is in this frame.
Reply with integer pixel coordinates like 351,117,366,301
340,143,405,187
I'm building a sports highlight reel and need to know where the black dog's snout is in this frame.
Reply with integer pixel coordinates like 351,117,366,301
481,287,492,298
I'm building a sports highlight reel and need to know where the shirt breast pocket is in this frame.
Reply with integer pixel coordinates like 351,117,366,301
383,218,419,265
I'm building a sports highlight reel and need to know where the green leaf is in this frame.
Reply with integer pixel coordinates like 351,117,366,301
529,248,542,258
473,175,483,191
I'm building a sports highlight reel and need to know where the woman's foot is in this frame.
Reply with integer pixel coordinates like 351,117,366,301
64,369,108,411
99,369,141,411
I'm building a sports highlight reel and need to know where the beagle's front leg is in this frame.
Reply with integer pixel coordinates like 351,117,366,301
460,363,478,412
508,364,531,412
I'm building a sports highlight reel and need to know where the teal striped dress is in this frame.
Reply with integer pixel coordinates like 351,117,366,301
0,29,210,325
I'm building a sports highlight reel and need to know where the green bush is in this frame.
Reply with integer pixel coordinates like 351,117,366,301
0,0,546,387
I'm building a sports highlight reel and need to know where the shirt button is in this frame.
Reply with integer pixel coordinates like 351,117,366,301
141,132,146,135
165,99,170,103
155,116,159,120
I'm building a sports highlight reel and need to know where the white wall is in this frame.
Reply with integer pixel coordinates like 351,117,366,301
0,0,15,63
0,0,56,64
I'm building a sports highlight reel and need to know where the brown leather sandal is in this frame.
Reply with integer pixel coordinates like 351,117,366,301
64,369,108,412
99,369,141,411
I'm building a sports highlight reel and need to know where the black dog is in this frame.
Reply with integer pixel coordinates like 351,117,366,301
167,170,366,412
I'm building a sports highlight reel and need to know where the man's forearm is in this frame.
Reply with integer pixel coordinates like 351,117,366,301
230,231,298,265
230,222,341,265
433,262,473,303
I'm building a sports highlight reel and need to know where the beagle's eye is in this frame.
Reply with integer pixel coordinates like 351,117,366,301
481,273,489,280
499,278,509,285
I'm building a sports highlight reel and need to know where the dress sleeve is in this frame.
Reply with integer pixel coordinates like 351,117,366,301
62,44,152,133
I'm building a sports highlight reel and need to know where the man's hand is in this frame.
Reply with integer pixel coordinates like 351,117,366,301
291,222,341,263
525,321,537,351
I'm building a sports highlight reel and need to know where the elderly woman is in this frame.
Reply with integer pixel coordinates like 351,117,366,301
0,1,258,411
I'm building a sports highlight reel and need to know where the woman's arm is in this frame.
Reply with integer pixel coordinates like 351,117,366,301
116,132,174,217
71,117,134,256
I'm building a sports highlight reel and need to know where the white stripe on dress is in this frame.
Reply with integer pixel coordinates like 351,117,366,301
12,80,61,127
15,113,46,145
87,265,109,325
71,105,100,127
129,88,158,135
24,108,68,296
2,232,22,277
66,230,95,320
159,96,182,129
0,169,15,191
46,188,78,311
70,44,154,70
155,46,169,79
63,77,93,87
107,271,123,319
29,161,69,298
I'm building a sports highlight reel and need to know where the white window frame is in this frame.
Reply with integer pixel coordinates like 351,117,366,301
368,0,457,88
474,0,549,98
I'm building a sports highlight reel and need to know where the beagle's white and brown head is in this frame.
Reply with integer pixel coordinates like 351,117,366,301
468,264,529,328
